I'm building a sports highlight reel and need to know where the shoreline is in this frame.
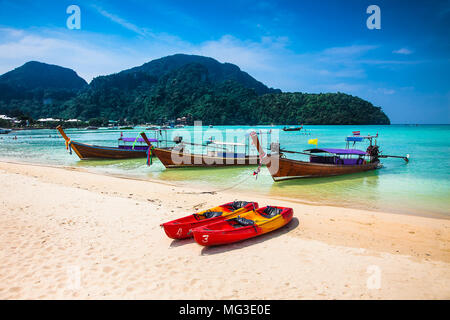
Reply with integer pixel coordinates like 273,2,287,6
0,160,449,299
1,157,448,221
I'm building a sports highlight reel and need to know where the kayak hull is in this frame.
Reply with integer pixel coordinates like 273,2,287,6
161,201,258,239
192,206,293,246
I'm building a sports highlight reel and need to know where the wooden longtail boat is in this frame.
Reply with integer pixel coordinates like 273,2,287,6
140,132,261,168
192,205,293,246
250,132,408,181
282,125,303,132
56,125,150,160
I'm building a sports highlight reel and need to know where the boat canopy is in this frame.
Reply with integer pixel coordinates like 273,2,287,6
120,137,158,143
346,136,364,142
305,148,367,155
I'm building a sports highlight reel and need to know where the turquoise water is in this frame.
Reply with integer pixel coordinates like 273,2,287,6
0,125,449,218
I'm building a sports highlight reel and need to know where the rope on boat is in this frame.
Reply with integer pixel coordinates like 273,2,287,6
177,168,261,195
65,139,72,155
132,131,145,150
178,136,265,194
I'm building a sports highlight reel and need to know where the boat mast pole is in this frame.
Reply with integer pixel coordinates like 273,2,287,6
56,125,69,142
140,132,152,146
278,149,312,156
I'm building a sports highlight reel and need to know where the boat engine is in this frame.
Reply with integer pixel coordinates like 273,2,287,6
270,142,280,155
366,145,380,162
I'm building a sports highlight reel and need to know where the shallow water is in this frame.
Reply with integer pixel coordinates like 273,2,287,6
1,125,449,218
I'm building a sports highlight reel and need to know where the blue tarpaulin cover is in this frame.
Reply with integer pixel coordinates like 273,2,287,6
346,136,364,142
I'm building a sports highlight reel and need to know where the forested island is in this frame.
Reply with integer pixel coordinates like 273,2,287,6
0,54,390,127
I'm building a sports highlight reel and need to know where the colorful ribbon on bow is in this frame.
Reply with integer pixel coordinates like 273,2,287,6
146,145,155,166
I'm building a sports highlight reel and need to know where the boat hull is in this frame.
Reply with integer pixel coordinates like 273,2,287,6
268,156,380,181
192,206,293,246
152,147,260,168
69,141,148,160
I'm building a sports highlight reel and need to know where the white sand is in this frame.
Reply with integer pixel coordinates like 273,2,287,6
0,161,449,299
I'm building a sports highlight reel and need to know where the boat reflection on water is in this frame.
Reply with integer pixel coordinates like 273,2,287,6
154,164,254,184
267,169,381,210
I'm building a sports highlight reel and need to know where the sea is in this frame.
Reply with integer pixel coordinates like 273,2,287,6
1,124,449,218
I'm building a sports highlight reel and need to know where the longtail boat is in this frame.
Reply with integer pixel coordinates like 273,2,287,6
0,128,12,134
282,125,303,132
140,132,262,168
250,131,409,181
56,125,156,160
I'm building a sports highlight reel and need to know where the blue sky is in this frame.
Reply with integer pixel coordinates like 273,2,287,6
0,0,448,123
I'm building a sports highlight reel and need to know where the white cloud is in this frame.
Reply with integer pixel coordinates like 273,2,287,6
0,27,196,82
393,48,413,55
322,45,379,56
370,88,396,95
92,5,148,36
1,24,444,123
0,23,417,100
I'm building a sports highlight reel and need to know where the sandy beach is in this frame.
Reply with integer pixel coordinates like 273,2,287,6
0,160,449,299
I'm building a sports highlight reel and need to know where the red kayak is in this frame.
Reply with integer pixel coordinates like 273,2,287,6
161,201,258,239
192,206,293,246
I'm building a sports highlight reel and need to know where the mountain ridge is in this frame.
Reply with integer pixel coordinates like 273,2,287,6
0,55,390,125
0,61,87,90
91,54,280,95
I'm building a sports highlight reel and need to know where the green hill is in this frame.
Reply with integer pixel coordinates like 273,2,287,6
0,61,87,90
0,55,390,125
0,61,87,118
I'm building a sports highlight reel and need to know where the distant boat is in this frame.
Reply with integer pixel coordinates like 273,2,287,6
282,125,302,132
174,124,185,128
146,125,159,130
86,126,98,130
0,128,12,134
119,126,134,130
57,126,151,160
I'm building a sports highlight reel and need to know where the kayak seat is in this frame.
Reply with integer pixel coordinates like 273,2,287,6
229,217,255,228
228,201,249,211
193,211,223,220
260,206,282,218
203,211,223,219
